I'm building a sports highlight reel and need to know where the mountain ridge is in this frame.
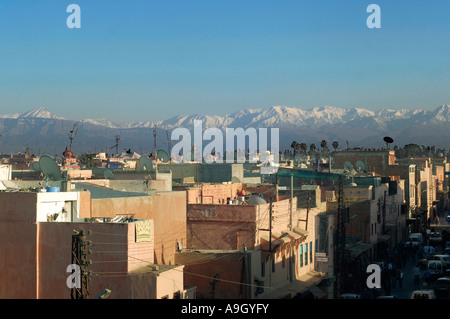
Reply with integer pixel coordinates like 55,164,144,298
0,104,449,155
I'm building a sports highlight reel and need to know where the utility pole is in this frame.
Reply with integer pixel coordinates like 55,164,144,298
334,176,346,298
298,191,311,231
259,196,273,252
153,125,157,156
71,230,92,299
209,273,219,299
382,190,387,234
166,129,173,156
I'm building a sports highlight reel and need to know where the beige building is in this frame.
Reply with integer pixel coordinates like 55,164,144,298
176,182,326,299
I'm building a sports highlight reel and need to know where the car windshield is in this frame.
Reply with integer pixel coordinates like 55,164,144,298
436,280,450,288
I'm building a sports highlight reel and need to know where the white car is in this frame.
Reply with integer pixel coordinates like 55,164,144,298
405,233,423,247
429,232,442,244
411,290,436,299
428,255,450,270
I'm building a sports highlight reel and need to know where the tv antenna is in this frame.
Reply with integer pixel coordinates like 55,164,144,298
109,135,120,156
166,129,174,156
69,124,78,152
63,124,79,159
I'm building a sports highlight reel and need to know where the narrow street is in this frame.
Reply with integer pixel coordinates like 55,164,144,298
389,224,450,299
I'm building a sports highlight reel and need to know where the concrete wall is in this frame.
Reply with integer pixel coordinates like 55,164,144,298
164,163,244,183
88,191,187,265
176,251,248,299
183,183,244,204
0,164,12,180
0,192,38,298
187,204,258,250
333,150,396,175
37,221,156,299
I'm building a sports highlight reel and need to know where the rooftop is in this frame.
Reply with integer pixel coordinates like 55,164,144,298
74,182,148,199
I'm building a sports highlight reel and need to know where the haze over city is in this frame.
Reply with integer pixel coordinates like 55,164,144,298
0,0,449,123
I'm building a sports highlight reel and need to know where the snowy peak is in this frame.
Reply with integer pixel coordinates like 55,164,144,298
2,104,450,130
18,107,66,120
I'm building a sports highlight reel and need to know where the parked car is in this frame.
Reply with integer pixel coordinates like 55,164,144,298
339,293,361,299
429,232,442,245
445,241,450,250
428,255,450,270
434,277,450,298
411,290,436,299
427,260,444,281
418,257,430,269
376,295,397,299
405,233,423,247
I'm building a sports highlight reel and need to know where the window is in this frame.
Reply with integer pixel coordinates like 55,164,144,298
300,245,303,267
261,262,265,277
309,242,313,264
305,244,308,266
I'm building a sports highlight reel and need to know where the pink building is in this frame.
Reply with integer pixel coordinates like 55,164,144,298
0,186,193,299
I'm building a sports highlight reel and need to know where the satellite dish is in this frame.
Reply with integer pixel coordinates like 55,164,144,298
355,160,366,172
344,161,353,170
104,169,114,180
247,195,267,205
30,161,41,172
39,155,62,181
231,176,241,183
157,149,170,163
383,136,394,149
139,156,153,170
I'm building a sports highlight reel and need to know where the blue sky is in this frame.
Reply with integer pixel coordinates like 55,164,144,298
0,0,449,122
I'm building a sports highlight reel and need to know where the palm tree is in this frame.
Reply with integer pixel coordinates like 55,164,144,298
320,140,328,150
300,143,307,154
291,141,299,158
309,143,316,155
332,141,339,152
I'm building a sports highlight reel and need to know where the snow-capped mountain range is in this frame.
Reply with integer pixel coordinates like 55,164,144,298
0,105,449,154
5,104,450,129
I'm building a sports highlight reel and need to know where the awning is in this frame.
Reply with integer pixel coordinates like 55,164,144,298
260,233,283,251
377,234,390,242
346,242,372,258
260,271,325,299
260,230,306,252
293,227,308,237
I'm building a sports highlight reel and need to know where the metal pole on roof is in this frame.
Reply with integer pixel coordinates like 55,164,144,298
290,174,294,231
269,198,273,252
